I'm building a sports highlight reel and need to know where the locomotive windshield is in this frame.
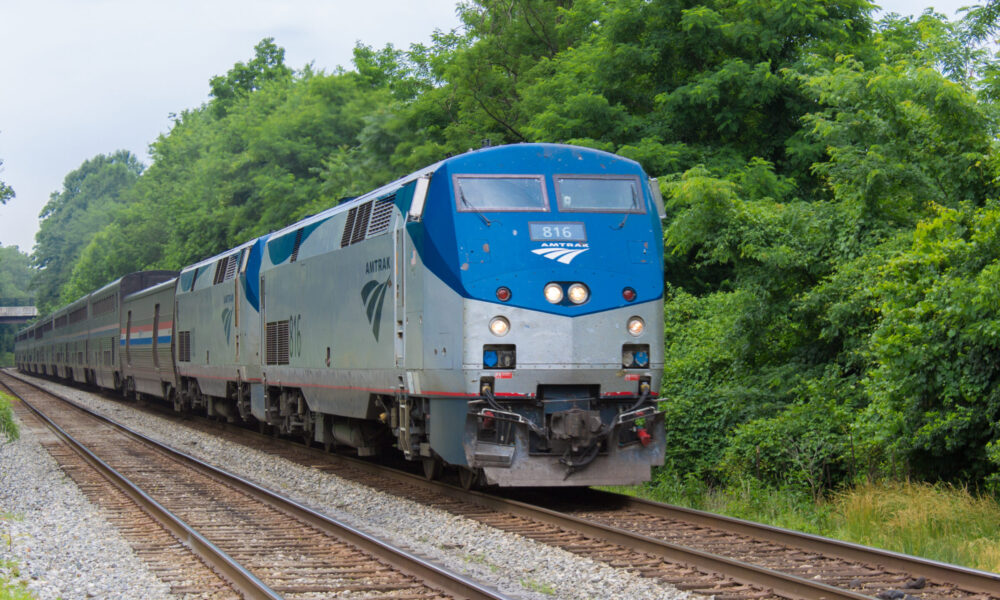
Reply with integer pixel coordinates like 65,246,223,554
454,175,549,212
555,175,644,213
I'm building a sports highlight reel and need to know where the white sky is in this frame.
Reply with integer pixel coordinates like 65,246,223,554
0,0,978,253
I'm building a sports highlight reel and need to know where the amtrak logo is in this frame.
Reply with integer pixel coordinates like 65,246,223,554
532,242,590,264
361,277,391,341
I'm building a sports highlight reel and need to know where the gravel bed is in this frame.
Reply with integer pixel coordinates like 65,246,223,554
10,373,695,600
0,405,177,600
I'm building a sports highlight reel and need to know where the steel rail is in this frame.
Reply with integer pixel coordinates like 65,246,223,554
1,373,509,600
594,490,1000,597
4,381,282,600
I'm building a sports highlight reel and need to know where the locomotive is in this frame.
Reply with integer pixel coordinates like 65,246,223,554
15,143,667,487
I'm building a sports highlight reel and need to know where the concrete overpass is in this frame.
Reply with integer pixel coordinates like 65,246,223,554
0,305,38,324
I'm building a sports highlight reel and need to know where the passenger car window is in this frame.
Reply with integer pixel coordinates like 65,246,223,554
555,175,644,213
454,175,549,212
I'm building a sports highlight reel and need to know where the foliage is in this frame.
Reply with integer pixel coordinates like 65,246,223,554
0,158,12,205
865,203,1000,488
0,391,18,443
31,151,143,312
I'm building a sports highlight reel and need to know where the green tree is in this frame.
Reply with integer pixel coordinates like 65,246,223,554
31,151,143,311
0,158,13,205
209,37,292,117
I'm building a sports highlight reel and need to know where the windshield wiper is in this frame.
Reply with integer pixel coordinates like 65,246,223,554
612,185,638,230
460,186,493,227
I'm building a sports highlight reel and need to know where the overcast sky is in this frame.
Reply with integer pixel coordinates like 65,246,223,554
0,0,978,253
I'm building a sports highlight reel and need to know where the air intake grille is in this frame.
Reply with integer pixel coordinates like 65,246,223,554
266,320,290,365
351,201,372,244
177,331,191,362
367,197,394,236
341,208,357,248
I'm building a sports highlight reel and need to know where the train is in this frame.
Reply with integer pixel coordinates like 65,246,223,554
14,143,667,487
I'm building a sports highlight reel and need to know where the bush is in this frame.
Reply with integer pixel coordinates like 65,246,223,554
722,397,854,499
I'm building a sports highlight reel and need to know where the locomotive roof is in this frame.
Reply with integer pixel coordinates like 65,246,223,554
263,143,640,242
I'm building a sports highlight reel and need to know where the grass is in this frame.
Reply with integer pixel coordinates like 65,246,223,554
0,561,33,600
617,476,1000,574
0,390,18,443
830,481,1000,573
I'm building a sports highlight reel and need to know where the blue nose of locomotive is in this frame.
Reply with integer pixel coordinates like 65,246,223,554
420,143,664,315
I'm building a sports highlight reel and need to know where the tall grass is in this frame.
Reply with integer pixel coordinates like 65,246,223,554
0,391,18,443
831,482,1000,573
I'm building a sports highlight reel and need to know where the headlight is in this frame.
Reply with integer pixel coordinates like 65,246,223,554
567,283,589,304
544,283,564,304
627,316,645,336
489,316,510,337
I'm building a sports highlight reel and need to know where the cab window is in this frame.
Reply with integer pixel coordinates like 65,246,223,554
555,175,644,213
454,175,549,212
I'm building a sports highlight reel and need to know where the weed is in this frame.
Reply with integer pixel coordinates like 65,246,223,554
0,391,19,443
831,481,1000,573
0,559,32,600
520,578,555,595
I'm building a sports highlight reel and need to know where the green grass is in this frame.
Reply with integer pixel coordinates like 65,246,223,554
0,561,33,600
615,477,1000,573
830,481,1000,572
0,390,18,443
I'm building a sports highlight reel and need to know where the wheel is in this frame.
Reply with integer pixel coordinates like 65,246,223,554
423,457,442,481
458,467,478,490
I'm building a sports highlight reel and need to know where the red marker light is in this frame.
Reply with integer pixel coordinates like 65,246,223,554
637,428,652,446
623,287,637,302
483,410,495,429
496,286,512,302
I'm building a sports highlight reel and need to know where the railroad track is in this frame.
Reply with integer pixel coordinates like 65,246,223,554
0,372,507,600
8,371,1000,600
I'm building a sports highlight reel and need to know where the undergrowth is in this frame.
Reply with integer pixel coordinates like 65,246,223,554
0,391,18,443
613,475,1000,573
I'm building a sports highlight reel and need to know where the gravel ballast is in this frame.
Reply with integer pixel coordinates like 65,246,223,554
4,373,694,600
0,405,177,600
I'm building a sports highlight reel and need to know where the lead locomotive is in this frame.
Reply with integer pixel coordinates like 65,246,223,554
16,143,666,487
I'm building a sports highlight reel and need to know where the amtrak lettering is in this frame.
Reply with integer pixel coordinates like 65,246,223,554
365,256,391,274
531,242,591,265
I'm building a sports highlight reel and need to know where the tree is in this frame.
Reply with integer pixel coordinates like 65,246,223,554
31,151,143,311
209,37,292,117
0,158,13,205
